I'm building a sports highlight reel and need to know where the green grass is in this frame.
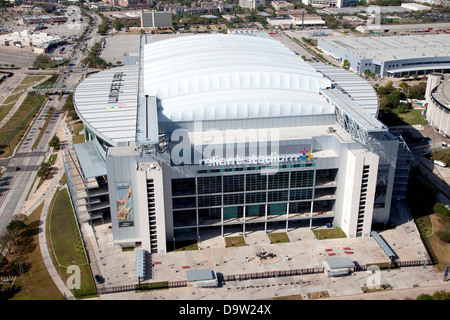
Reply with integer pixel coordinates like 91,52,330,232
49,188,96,298
268,232,290,244
393,109,427,126
225,236,246,247
0,93,44,157
13,75,46,93
313,228,346,240
35,74,60,89
0,102,15,121
7,202,64,300
379,108,427,127
72,133,85,144
168,240,199,252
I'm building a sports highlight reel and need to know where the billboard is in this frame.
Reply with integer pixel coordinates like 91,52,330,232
116,182,134,227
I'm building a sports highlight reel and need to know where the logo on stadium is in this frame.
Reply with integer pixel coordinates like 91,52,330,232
107,103,126,110
300,147,313,161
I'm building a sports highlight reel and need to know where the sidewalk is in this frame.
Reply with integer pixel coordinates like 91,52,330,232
21,118,76,300
323,281,450,300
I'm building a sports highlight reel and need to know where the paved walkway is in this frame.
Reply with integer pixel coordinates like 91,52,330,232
21,117,75,300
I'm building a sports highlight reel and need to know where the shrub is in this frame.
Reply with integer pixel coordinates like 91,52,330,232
433,203,450,218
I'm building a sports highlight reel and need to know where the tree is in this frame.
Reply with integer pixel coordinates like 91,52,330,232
399,82,409,91
6,220,26,238
37,162,52,179
379,97,392,110
433,203,450,217
48,134,60,151
343,59,350,69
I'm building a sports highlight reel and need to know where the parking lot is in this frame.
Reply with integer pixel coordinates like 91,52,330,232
99,33,193,64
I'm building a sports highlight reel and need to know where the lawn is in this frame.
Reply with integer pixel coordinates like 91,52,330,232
428,214,450,272
48,188,96,298
313,228,346,240
168,240,199,252
394,109,427,126
307,291,330,299
225,236,246,247
379,108,427,127
7,202,64,300
13,75,46,93
274,294,303,300
406,167,450,271
268,232,290,244
0,93,44,157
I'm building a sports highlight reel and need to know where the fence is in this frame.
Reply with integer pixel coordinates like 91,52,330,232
355,259,434,272
223,267,324,282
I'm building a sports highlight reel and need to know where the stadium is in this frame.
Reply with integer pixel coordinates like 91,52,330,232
426,74,450,137
63,33,412,254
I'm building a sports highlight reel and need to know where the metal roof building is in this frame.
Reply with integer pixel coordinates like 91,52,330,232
318,34,450,77
185,269,218,287
142,34,334,123
67,33,409,254
322,257,355,277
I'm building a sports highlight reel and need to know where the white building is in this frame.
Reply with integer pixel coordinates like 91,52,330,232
66,34,410,254
426,74,450,137
318,34,450,77
301,0,357,8
239,0,261,10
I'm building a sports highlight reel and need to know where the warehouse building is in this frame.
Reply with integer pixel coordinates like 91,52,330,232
65,34,411,254
318,34,450,77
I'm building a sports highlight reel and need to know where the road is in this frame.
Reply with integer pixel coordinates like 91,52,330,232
0,93,69,232
0,10,99,234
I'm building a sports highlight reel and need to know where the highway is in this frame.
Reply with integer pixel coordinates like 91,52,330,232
0,11,100,234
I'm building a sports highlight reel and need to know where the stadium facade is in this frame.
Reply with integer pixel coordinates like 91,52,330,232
425,74,450,137
64,33,411,254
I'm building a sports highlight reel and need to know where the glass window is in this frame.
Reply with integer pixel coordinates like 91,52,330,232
223,175,245,193
223,193,245,205
246,205,265,217
246,173,267,191
290,170,314,188
172,178,196,196
198,195,222,207
268,171,289,190
268,203,287,215
289,189,313,201
246,191,267,204
172,197,196,210
197,176,222,194
267,190,288,202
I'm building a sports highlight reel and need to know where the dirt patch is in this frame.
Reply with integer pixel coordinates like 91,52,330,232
429,213,450,272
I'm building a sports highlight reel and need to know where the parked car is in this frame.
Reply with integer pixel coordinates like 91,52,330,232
94,275,105,284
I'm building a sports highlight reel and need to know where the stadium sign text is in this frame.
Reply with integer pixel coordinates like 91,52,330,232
199,149,313,166
108,72,125,104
